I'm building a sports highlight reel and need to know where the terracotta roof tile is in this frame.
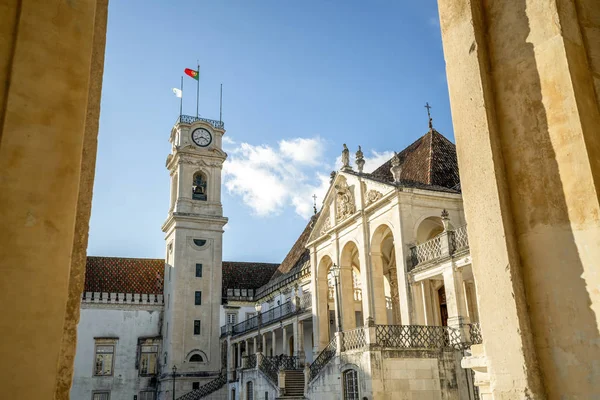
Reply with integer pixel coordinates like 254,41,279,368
221,262,279,295
84,256,165,294
369,129,460,191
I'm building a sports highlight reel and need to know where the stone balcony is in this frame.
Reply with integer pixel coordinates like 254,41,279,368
408,224,470,271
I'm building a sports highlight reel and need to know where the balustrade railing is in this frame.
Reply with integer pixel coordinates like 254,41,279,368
468,322,482,345
409,225,470,270
267,354,300,370
176,373,226,400
227,300,305,337
176,114,224,129
342,327,366,351
374,325,462,349
242,354,257,369
309,336,337,382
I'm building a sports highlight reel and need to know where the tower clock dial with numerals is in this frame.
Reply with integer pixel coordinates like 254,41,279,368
191,128,212,147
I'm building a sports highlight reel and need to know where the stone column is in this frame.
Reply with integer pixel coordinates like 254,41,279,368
442,265,470,341
421,280,434,326
236,342,241,368
262,333,267,354
388,267,401,324
297,320,306,365
369,252,389,325
271,330,277,356
282,325,288,356
252,337,257,354
0,1,108,399
438,0,600,397
338,265,356,331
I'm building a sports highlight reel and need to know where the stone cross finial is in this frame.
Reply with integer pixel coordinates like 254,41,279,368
341,144,352,171
390,152,402,183
355,145,365,173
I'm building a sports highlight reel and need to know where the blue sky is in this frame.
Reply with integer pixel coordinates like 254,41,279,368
88,0,453,263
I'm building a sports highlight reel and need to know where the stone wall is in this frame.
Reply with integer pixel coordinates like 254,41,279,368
71,306,163,400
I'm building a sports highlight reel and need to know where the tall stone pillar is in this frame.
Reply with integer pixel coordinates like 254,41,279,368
438,0,600,397
339,265,356,331
262,333,267,354
0,1,108,399
442,265,470,340
282,325,288,356
369,252,389,325
271,330,277,356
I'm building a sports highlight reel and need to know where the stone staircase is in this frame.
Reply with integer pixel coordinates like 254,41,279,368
277,370,305,399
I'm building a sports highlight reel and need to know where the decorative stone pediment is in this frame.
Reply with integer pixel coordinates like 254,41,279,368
335,178,355,221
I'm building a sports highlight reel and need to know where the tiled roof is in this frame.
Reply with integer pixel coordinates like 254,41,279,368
368,129,460,192
84,256,165,294
221,261,279,295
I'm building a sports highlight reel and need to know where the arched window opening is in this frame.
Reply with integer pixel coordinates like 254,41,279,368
192,172,207,201
343,369,359,400
189,354,204,362
246,381,254,400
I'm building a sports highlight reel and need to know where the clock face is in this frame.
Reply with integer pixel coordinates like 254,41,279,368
191,128,212,147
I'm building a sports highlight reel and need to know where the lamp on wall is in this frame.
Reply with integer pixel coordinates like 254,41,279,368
330,263,343,333
255,302,263,352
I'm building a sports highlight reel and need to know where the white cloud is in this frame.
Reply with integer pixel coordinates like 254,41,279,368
222,136,236,145
223,138,392,219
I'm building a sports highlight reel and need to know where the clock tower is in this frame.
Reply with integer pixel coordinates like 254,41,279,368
161,116,228,388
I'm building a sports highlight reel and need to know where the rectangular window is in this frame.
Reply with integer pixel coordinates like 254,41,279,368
94,339,116,376
246,312,256,320
227,313,237,325
139,344,158,376
195,264,203,277
193,382,200,390
92,392,110,400
194,320,201,335
139,392,155,400
195,291,202,305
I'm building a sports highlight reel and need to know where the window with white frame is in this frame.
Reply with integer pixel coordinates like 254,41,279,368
92,391,110,400
94,339,116,376
227,312,238,325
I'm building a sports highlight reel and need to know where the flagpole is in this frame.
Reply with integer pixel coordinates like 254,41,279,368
219,84,223,123
180,76,183,117
196,62,200,118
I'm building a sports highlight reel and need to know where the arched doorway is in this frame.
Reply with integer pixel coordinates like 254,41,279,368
371,225,401,325
340,241,363,331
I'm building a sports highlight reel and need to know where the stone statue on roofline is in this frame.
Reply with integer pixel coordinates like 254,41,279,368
356,145,365,173
390,151,402,183
341,144,352,171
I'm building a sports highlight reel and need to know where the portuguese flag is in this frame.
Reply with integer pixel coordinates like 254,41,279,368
185,68,199,80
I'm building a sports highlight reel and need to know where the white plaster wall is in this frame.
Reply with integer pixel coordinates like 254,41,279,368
71,306,163,400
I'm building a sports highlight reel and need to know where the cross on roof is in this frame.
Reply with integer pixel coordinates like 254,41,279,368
312,194,318,215
425,102,433,130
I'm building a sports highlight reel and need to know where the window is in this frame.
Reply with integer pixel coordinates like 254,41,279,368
265,392,269,400
192,382,200,390
246,381,254,400
92,392,110,400
194,320,201,335
246,312,256,320
343,370,359,400
190,354,204,362
195,291,202,305
94,339,116,376
227,312,238,325
139,392,155,400
195,263,203,277
139,344,158,376
232,389,236,400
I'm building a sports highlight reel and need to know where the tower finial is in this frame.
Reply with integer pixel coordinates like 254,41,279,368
312,194,318,215
425,102,433,131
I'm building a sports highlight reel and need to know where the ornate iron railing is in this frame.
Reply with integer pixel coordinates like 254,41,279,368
176,373,226,400
468,322,482,345
373,325,462,350
453,225,469,251
342,327,366,351
176,115,224,129
242,354,257,369
410,235,442,267
309,336,337,382
259,354,278,384
267,355,300,370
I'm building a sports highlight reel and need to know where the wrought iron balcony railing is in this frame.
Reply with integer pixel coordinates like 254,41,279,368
176,114,224,129
309,336,337,382
176,373,226,400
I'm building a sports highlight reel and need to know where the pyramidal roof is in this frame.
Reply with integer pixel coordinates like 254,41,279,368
368,129,460,192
